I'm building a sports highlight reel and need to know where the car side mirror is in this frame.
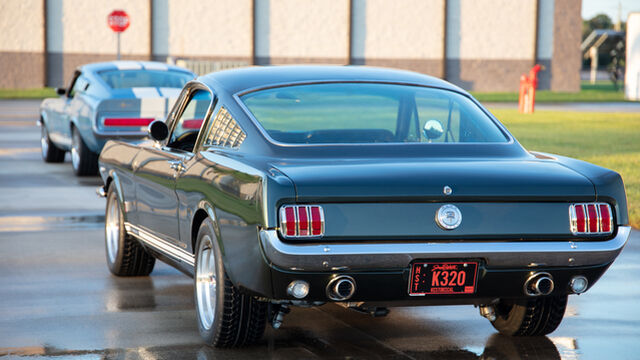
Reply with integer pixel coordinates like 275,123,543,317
55,87,66,96
148,120,169,142
423,119,444,142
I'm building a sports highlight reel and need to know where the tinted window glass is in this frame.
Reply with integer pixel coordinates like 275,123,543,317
98,70,193,89
167,90,211,152
69,76,88,98
240,83,507,144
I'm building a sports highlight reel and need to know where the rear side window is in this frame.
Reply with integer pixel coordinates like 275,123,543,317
98,70,193,89
240,83,508,144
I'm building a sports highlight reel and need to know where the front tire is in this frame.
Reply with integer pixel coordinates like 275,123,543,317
71,127,98,176
194,218,267,347
105,184,155,276
40,124,65,163
490,295,568,336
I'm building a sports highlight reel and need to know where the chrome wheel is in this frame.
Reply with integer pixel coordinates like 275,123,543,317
105,192,120,264
71,130,80,171
40,126,49,159
196,235,217,330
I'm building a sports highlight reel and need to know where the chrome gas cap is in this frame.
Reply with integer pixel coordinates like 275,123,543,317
436,204,462,230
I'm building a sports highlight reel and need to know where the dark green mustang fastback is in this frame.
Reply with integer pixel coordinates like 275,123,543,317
97,66,630,347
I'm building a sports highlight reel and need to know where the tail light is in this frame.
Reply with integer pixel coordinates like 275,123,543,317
182,119,203,129
279,205,324,238
569,203,613,235
104,117,155,127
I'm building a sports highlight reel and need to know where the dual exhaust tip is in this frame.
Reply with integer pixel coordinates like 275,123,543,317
524,272,554,296
299,272,583,300
327,275,356,301
287,275,357,301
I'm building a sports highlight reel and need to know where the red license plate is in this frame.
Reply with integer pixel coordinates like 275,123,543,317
408,261,478,295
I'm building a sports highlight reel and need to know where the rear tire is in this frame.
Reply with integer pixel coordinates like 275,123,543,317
71,127,98,176
40,124,65,163
194,218,267,347
490,295,568,336
105,184,155,276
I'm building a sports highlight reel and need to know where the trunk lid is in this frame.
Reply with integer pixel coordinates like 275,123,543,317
274,159,594,202
272,158,595,239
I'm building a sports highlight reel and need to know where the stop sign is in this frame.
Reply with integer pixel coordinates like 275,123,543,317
107,10,130,33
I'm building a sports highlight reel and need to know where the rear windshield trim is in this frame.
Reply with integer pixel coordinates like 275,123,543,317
234,81,513,147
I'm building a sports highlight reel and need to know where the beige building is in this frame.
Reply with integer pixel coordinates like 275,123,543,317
0,0,581,91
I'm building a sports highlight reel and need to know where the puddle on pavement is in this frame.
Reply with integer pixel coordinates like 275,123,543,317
0,214,104,232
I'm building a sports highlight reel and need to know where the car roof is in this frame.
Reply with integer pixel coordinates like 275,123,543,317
79,61,194,75
199,65,466,95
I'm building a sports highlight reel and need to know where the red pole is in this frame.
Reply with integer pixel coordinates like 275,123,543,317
527,65,542,114
518,75,527,113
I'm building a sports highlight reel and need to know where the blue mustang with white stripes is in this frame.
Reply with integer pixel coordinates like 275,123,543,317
39,61,194,176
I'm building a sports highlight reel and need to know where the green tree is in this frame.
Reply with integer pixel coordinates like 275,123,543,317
582,13,614,40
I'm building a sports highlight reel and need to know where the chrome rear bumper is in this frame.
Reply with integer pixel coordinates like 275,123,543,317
259,226,631,271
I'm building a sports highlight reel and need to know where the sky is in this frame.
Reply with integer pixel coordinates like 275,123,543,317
582,0,640,21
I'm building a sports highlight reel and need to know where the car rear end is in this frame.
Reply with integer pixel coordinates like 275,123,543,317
92,97,177,150
233,79,630,305
233,74,630,335
258,159,629,306
88,63,194,152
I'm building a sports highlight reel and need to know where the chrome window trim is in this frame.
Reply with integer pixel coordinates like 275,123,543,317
259,226,631,271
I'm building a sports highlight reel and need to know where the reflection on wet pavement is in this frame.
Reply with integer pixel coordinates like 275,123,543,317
0,214,104,232
0,333,563,360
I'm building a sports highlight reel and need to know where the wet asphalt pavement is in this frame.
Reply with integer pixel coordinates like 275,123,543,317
0,99,639,359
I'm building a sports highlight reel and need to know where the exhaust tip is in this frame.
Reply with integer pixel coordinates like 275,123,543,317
326,275,356,301
524,272,554,296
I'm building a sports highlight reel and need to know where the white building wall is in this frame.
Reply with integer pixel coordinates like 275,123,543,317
268,0,349,62
626,13,640,101
361,0,445,60
451,0,537,60
0,0,44,53
167,0,252,59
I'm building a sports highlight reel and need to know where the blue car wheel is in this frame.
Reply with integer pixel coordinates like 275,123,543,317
71,127,98,176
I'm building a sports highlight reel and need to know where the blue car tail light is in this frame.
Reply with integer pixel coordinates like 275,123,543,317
569,203,613,235
280,205,324,238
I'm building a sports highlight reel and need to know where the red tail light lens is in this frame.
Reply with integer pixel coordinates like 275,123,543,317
574,204,586,233
569,203,613,235
599,204,612,233
279,205,324,238
282,207,296,237
310,206,324,236
297,206,309,236
182,119,203,129
104,118,155,127
586,204,598,232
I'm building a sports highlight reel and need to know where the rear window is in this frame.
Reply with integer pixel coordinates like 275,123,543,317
98,70,193,89
240,83,508,144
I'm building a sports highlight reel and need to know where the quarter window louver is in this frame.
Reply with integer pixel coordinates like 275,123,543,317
205,107,246,148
